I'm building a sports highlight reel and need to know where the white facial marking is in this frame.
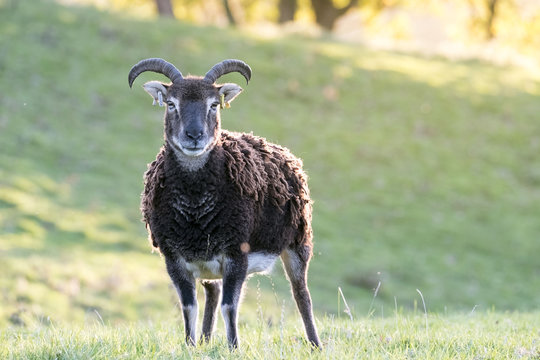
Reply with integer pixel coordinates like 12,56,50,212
176,146,209,157
172,148,212,172
206,97,219,114
168,97,179,112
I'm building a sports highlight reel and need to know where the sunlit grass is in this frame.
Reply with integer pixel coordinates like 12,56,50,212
1,312,538,359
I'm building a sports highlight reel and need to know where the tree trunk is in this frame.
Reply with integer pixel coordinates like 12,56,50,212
485,0,499,39
310,0,356,30
278,0,297,23
155,0,175,18
223,0,237,26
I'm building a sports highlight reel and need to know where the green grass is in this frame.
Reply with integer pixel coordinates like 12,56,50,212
1,312,538,359
1,0,539,335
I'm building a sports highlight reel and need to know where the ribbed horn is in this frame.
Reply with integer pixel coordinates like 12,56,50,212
128,58,183,88
204,59,252,84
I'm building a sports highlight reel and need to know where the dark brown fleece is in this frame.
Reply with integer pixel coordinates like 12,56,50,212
141,130,313,263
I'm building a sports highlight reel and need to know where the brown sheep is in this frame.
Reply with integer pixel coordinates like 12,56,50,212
129,58,321,349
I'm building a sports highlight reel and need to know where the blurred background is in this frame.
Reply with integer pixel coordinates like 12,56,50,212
0,0,539,328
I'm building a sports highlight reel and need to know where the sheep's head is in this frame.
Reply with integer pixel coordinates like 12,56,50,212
128,58,251,163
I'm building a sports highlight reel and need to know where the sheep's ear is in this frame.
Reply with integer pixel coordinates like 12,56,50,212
218,83,243,108
143,81,169,106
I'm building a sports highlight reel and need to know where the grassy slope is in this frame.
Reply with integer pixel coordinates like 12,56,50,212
1,312,539,359
0,0,539,329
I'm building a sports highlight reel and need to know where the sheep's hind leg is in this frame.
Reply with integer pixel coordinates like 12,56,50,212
200,280,221,343
165,258,198,346
281,248,321,349
221,256,248,349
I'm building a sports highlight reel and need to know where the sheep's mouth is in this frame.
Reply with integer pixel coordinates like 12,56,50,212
182,146,206,156
170,136,213,157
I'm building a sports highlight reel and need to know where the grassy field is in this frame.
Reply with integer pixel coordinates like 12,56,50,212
0,0,539,343
2,312,539,359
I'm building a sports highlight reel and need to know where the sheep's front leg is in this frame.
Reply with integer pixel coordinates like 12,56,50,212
165,257,198,346
221,255,248,349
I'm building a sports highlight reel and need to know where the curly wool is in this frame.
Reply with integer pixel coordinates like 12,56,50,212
141,130,313,263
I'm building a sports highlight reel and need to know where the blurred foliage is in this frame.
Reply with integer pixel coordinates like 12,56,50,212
79,0,540,55
465,0,540,44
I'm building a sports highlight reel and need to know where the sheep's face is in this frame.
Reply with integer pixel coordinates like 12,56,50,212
143,78,243,158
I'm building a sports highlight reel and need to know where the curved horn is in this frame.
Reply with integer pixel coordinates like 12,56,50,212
128,58,183,88
204,59,252,84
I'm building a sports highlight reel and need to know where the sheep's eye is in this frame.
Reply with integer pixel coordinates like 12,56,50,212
167,102,175,110
210,102,219,111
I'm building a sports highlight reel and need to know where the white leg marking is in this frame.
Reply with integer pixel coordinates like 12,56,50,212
221,303,236,343
183,304,198,339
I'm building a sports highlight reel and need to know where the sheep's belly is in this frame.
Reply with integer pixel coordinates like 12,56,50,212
185,253,278,280
246,253,278,275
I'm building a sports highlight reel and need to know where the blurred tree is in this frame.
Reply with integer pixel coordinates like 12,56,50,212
279,0,297,23
467,0,502,39
223,0,237,25
311,0,357,30
485,0,499,39
155,0,175,17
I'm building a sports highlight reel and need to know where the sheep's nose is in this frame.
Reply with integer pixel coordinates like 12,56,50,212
185,130,203,141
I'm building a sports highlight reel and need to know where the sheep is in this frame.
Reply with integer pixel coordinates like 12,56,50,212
128,58,321,349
